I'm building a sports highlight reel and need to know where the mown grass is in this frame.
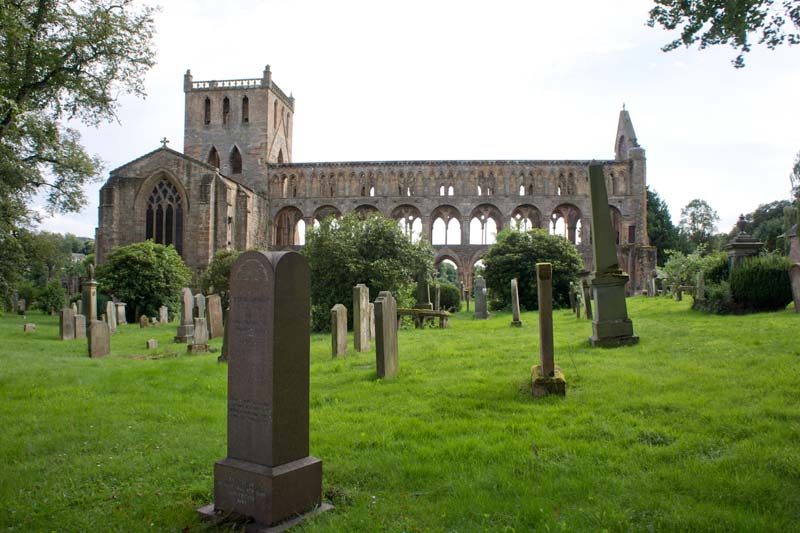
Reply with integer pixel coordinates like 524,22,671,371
1,298,799,532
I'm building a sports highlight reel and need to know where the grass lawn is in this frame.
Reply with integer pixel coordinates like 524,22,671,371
1,297,799,531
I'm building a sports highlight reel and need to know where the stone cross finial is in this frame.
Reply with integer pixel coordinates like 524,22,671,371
160,137,169,148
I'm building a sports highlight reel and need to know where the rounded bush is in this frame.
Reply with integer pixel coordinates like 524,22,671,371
729,255,792,312
436,283,461,312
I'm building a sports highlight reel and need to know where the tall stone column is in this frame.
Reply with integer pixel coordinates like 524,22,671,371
588,163,638,347
531,263,565,397
461,215,470,246
81,264,98,322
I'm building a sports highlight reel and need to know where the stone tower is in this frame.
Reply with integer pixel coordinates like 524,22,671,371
183,65,294,193
614,106,648,246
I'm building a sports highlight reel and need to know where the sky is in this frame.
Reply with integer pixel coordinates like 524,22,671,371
37,0,800,238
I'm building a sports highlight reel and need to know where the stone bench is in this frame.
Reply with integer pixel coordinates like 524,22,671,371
397,308,450,329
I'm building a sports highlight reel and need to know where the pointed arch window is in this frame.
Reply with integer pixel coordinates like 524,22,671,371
207,146,220,169
222,97,230,125
277,149,284,164
230,146,242,174
241,96,249,123
204,97,211,125
145,179,183,255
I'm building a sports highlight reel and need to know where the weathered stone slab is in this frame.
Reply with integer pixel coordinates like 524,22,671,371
219,308,230,363
59,308,75,340
473,276,489,319
207,251,323,528
23,323,35,333
331,304,347,357
368,302,375,341
146,339,158,350
510,278,522,327
375,291,398,379
139,315,149,328
434,285,441,311
74,314,86,339
88,320,110,358
115,302,127,325
174,288,194,342
536,264,554,376
415,272,433,310
194,293,206,320
188,317,209,353
353,284,370,352
159,305,169,324
790,263,800,313
207,294,224,339
588,163,638,347
105,301,117,333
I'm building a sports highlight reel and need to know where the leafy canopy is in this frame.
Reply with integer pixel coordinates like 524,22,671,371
97,241,191,321
0,0,156,227
646,186,684,263
483,229,583,311
647,0,800,68
199,249,242,312
679,198,720,251
301,214,434,331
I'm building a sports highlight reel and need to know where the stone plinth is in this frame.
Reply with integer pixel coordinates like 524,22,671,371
531,365,566,397
375,291,398,379
353,284,370,352
203,251,326,529
331,304,347,357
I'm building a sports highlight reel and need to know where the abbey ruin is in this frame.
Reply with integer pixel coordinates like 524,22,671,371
95,66,655,292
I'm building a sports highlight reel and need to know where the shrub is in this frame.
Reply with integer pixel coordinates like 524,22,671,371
483,229,583,310
436,282,460,312
302,213,434,331
729,255,792,312
35,281,65,314
693,281,734,314
703,252,730,284
199,249,242,311
97,241,192,320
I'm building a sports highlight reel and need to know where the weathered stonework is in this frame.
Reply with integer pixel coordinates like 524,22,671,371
95,68,653,291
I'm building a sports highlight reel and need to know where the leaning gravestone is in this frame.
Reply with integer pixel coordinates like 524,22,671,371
59,308,75,340
331,304,347,357
174,288,194,342
207,294,224,340
88,320,110,358
353,284,370,352
532,263,566,397
105,301,117,333
115,302,127,325
199,250,328,529
375,291,398,379
74,314,86,339
473,276,489,319
159,305,169,324
790,263,800,313
588,163,638,347
510,278,522,327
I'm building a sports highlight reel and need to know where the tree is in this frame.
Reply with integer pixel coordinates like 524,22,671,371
647,0,800,68
35,279,65,314
436,261,458,285
646,186,684,263
679,199,720,251
96,241,191,321
483,229,583,311
733,199,793,252
0,0,156,231
301,214,434,331
199,249,242,311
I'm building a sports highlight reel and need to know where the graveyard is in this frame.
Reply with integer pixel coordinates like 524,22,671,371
1,296,798,531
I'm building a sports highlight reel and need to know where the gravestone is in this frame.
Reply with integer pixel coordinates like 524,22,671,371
568,283,577,313
434,285,441,311
532,263,566,397
82,264,97,321
77,300,83,316
151,317,158,326
368,302,375,341
146,339,158,350
194,293,207,321
353,284,370,352
695,271,706,304
200,250,327,528
725,215,764,269
59,308,75,340
587,163,638,347
105,301,117,333
510,278,522,327
159,305,169,324
139,315,149,328
174,288,194,342
375,291,398,379
473,276,489,319
790,263,800,313
115,302,127,325
188,317,209,353
414,272,433,310
218,308,230,363
74,314,86,339
331,304,347,357
88,320,110,358
207,294,224,339
23,323,35,333
580,275,593,320
70,302,78,314
575,289,582,318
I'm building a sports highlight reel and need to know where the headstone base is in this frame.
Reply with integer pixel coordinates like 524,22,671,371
531,364,566,398
510,320,522,327
198,502,332,533
187,343,209,354
206,456,324,529
174,324,194,343
589,317,639,347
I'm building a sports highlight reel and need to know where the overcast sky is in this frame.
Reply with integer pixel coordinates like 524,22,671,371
37,0,800,238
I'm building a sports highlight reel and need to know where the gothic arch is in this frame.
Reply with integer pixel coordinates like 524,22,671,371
609,205,622,244
207,146,220,169
430,205,462,245
511,204,542,231
392,204,422,241
274,206,304,247
313,205,341,224
134,171,187,255
434,251,462,272
550,203,583,244
469,203,503,245
355,204,380,219
229,145,242,174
